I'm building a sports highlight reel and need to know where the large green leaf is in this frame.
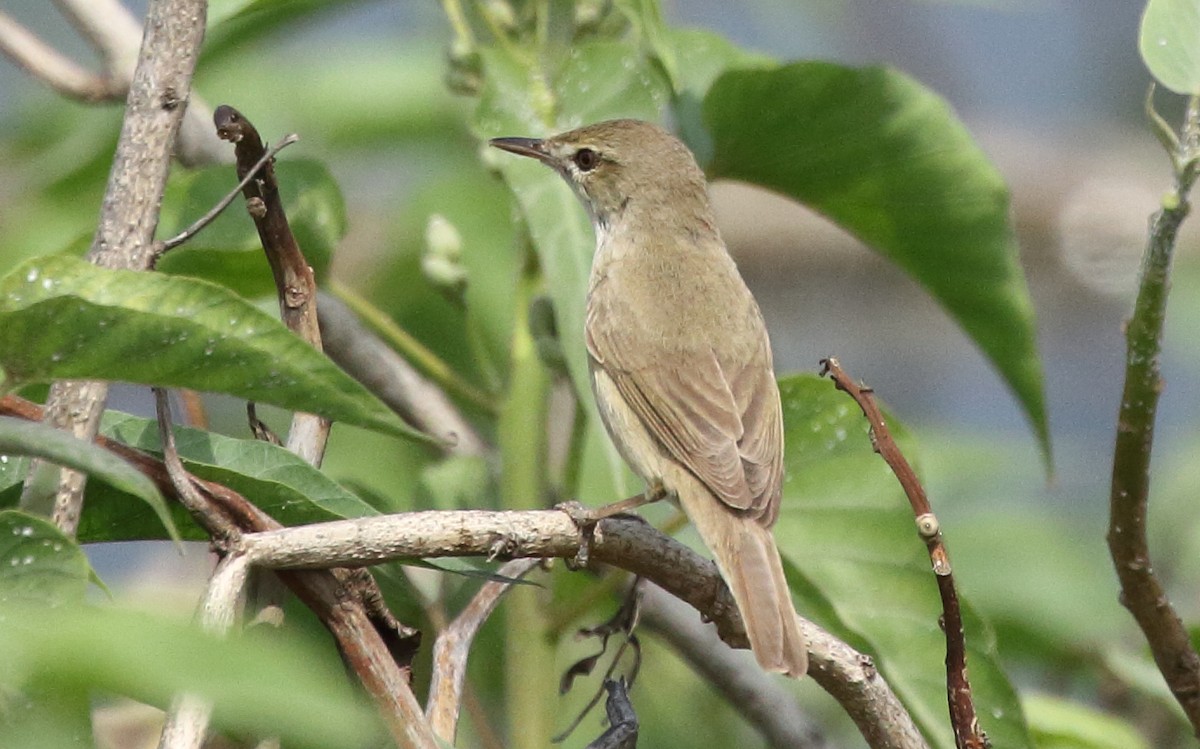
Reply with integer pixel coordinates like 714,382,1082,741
1023,693,1149,749
157,159,344,298
475,40,670,500
0,602,382,749
0,510,89,607
703,64,1049,463
1140,0,1200,95
0,255,427,442
0,416,178,543
775,373,1031,749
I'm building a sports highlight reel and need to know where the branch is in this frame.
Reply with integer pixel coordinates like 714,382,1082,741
50,0,227,166
1,394,928,748
1,395,437,749
318,292,489,455
638,582,833,749
822,358,985,749
19,0,209,537
426,558,541,742
1108,94,1200,735
0,11,122,101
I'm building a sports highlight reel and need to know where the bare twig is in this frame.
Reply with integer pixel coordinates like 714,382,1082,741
318,293,489,455
331,280,498,414
213,105,330,468
638,582,832,749
0,11,122,101
427,558,541,742
821,358,984,749
1108,95,1200,735
155,134,301,256
153,388,239,545
158,554,252,749
19,0,209,537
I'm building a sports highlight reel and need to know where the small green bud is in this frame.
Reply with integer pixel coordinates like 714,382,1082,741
422,214,468,294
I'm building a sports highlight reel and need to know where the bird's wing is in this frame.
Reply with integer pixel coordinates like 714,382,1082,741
586,317,781,518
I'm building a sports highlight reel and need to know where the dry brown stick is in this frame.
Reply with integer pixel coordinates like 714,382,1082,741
213,105,330,468
19,0,209,537
821,357,986,749
427,558,542,742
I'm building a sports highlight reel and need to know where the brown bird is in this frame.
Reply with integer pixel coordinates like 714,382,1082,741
491,119,807,677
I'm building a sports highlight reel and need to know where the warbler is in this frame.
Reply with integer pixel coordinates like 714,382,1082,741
492,119,806,677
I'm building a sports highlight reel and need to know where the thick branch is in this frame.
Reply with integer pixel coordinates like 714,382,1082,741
1108,96,1200,734
20,0,208,536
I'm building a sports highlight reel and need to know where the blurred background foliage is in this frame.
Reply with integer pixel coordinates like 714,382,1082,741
1,0,1199,748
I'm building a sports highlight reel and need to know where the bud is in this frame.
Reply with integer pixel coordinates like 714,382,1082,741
422,214,468,296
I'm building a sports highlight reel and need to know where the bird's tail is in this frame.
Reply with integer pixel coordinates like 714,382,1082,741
674,473,808,677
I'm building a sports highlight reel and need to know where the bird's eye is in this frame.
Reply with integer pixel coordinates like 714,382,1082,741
573,148,599,172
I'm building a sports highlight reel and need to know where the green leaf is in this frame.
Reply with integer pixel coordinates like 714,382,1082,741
774,373,1032,749
0,510,89,606
475,40,670,500
1024,693,1149,749
1140,0,1200,95
157,159,344,298
0,417,179,543
704,63,1049,465
0,255,428,442
69,411,381,543
0,602,383,749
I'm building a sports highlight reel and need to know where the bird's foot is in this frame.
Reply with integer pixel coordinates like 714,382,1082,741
556,484,668,569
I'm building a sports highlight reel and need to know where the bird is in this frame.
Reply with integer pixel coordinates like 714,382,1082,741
490,119,807,677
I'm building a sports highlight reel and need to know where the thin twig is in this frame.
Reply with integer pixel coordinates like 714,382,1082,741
427,558,542,742
153,388,239,545
318,292,489,455
154,134,301,256
1108,94,1200,735
331,280,498,414
821,357,985,749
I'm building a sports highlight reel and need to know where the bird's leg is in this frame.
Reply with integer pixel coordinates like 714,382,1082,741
557,481,668,568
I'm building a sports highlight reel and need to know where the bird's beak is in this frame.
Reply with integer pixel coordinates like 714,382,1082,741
489,136,552,164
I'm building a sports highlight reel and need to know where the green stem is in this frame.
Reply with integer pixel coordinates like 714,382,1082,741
330,280,497,415
439,0,475,48
499,253,554,749
1107,95,1200,733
